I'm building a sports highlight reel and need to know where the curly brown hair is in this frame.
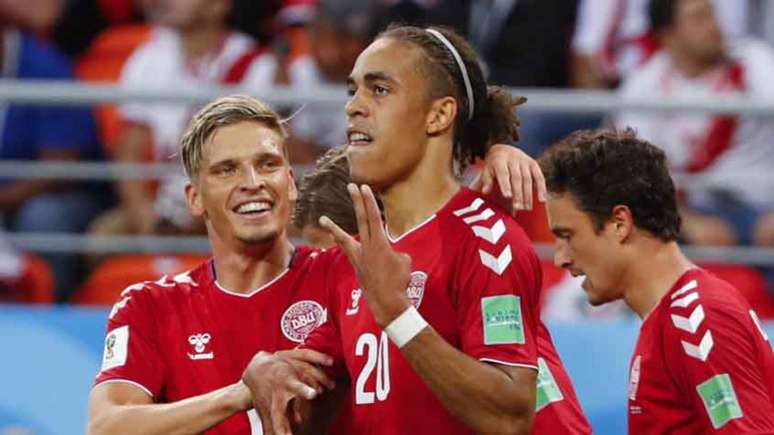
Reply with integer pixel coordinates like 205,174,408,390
539,128,681,241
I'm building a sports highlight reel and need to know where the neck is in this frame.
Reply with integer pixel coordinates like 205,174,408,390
381,138,460,238
621,239,693,319
209,231,294,294
667,47,722,78
179,24,225,61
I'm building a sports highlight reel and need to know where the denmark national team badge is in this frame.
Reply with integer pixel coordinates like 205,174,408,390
406,271,428,309
281,300,325,343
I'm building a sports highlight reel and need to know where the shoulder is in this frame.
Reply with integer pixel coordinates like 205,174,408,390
16,31,73,79
619,51,670,96
729,39,774,92
107,261,212,322
441,189,539,276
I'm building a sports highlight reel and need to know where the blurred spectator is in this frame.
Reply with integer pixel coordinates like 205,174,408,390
429,0,600,157
283,0,383,163
571,0,751,89
90,0,278,236
0,20,105,301
0,231,55,303
615,0,774,247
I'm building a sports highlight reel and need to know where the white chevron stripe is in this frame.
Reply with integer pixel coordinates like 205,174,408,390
670,279,698,299
750,310,769,342
453,198,484,216
472,219,505,245
671,305,705,334
479,245,512,275
681,330,714,362
671,292,699,308
463,208,495,224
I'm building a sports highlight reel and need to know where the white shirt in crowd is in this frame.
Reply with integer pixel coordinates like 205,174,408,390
118,27,278,227
615,39,774,209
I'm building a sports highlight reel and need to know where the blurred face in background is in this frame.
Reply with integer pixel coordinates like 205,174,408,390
140,0,229,30
666,0,725,64
186,121,297,249
345,38,434,189
0,0,63,33
310,19,369,83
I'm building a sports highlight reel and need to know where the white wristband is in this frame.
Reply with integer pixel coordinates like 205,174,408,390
385,306,428,348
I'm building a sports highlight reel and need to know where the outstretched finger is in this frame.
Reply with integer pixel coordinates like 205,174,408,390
508,160,525,211
348,183,370,245
253,400,275,435
286,378,318,401
493,158,512,199
518,160,533,211
279,349,334,366
531,160,547,203
319,216,361,265
270,394,293,435
360,185,387,248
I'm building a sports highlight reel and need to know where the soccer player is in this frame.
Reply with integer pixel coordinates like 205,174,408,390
540,128,774,433
87,95,547,434
242,25,590,434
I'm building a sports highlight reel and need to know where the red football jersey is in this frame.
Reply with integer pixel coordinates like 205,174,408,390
94,246,331,434
305,188,590,434
628,268,774,434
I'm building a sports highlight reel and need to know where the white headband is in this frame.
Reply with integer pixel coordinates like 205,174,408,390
426,28,475,121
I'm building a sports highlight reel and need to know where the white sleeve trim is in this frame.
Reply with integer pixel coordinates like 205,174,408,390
93,379,155,398
479,358,539,372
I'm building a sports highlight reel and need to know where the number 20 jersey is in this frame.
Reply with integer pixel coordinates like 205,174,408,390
305,189,591,434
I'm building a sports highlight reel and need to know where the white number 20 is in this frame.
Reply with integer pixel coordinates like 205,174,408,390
355,332,391,404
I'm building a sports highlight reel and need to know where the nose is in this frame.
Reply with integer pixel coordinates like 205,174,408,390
345,89,368,119
553,244,572,269
239,166,264,190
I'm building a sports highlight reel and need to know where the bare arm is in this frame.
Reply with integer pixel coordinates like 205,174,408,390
87,381,251,435
0,149,78,210
115,123,157,233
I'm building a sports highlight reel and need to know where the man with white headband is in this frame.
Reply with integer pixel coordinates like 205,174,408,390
242,25,591,435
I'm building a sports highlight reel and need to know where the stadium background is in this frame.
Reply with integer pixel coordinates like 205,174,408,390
1,0,773,433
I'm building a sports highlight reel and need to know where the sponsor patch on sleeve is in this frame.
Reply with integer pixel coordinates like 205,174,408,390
101,325,129,371
696,373,743,429
481,295,524,345
536,357,564,411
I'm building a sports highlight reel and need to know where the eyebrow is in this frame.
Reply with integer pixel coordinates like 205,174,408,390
347,71,399,87
551,226,572,237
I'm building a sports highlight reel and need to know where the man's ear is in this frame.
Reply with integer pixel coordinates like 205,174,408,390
610,204,634,242
288,167,298,202
185,181,205,218
426,96,457,136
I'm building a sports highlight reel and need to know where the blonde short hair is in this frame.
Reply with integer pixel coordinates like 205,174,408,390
180,94,288,180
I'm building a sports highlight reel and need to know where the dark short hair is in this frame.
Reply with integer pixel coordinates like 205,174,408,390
377,24,525,174
649,0,677,32
539,128,681,241
294,146,383,235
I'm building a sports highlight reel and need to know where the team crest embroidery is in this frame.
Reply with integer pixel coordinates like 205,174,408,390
187,333,214,360
407,271,427,309
281,300,325,343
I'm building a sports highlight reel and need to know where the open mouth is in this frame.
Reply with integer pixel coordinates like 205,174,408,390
232,200,273,219
347,130,373,147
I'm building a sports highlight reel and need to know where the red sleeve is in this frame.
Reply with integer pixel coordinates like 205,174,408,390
453,220,541,371
663,299,774,432
93,284,166,398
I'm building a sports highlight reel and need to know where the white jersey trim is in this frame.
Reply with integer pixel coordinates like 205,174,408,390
93,379,155,398
479,358,539,372
386,214,437,244
215,267,290,298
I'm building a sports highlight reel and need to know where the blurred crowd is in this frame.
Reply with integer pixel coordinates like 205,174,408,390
0,0,773,319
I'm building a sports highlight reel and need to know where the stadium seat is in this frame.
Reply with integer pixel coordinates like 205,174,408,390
75,24,152,154
699,263,774,319
16,254,55,304
75,254,209,305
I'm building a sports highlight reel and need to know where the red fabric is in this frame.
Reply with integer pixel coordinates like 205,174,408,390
304,189,591,434
222,48,264,84
94,248,333,434
628,268,774,433
687,63,745,173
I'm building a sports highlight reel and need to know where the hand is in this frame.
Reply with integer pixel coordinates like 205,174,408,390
241,350,334,435
471,144,547,213
319,184,413,328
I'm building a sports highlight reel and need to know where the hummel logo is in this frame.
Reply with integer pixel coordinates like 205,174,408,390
681,330,714,362
473,219,505,244
187,333,214,360
479,246,513,276
671,305,705,334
